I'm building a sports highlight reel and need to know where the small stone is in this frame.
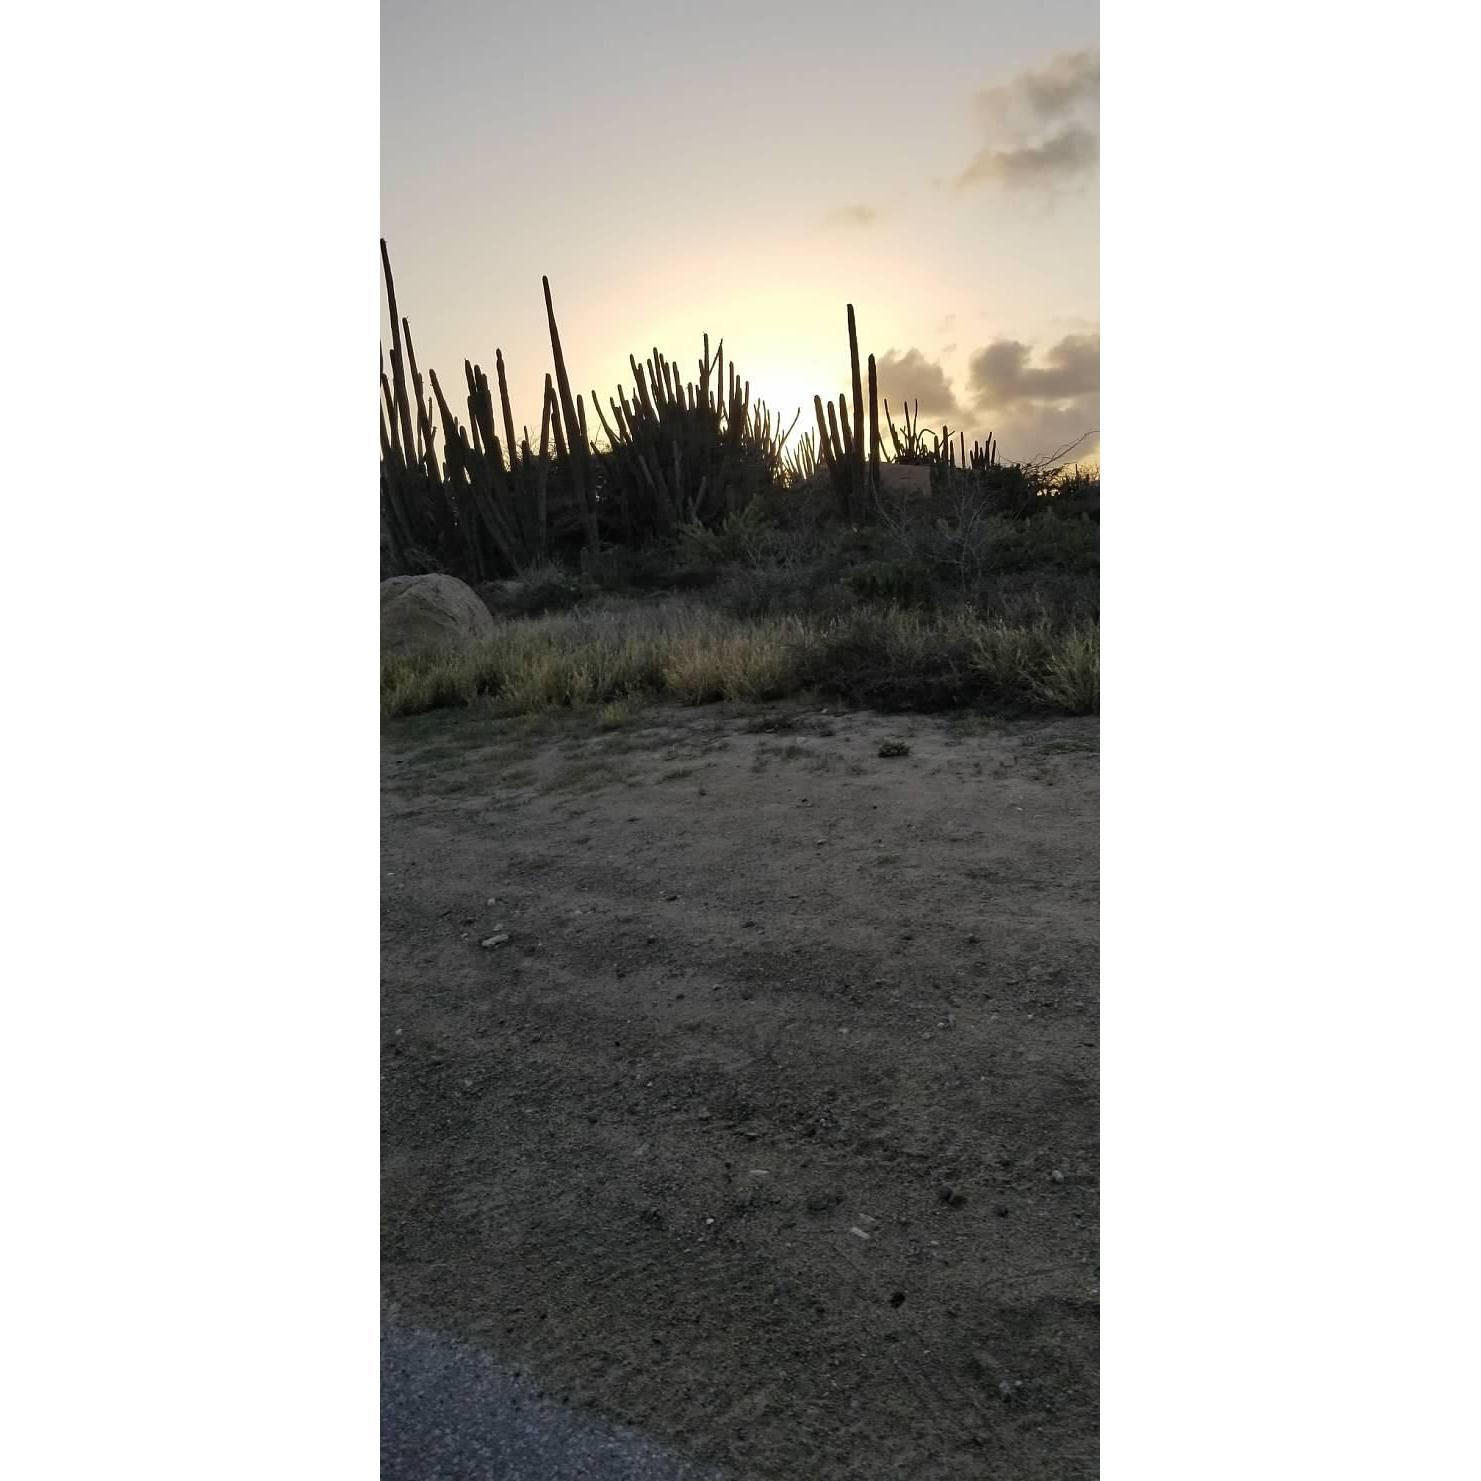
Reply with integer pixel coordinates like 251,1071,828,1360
938,1185,966,1208
480,933,510,948
1051,1170,1065,1183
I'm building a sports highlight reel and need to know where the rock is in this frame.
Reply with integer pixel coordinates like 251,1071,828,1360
480,933,510,948
381,573,497,658
876,464,933,499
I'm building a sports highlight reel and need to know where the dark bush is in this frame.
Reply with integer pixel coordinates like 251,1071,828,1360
709,567,855,621
844,559,935,606
795,615,982,712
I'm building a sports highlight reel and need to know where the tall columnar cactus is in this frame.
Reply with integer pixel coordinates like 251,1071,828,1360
848,305,866,510
867,353,880,496
811,304,882,520
380,239,418,465
542,275,599,553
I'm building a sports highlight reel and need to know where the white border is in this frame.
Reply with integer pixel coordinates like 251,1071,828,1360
3,3,1479,1477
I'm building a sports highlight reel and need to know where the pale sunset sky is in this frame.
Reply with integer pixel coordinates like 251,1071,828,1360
382,0,1099,464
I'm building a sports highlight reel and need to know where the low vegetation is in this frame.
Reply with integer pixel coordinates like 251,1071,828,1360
382,601,1097,721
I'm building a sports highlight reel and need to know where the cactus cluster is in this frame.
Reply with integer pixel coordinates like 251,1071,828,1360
968,434,998,471
381,240,810,577
783,428,820,486
381,241,580,577
591,335,798,541
811,305,881,522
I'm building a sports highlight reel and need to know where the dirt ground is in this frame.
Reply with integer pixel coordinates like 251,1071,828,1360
382,699,1099,1480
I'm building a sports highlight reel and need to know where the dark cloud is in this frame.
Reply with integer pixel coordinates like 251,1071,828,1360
823,203,882,228
963,331,1099,464
956,49,1099,192
967,332,1099,409
874,348,962,420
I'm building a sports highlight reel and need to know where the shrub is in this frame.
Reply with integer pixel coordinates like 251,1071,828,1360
709,566,855,621
844,559,934,606
794,611,982,712
1030,627,1099,714
983,512,1099,574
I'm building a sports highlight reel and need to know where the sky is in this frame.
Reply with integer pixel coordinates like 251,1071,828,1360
382,0,1098,465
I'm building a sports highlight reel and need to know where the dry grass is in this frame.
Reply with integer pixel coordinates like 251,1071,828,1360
381,602,1098,721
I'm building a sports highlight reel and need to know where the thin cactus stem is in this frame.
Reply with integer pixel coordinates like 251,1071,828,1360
847,305,865,496
814,395,839,485
867,352,880,497
380,241,418,462
542,274,596,550
495,350,518,478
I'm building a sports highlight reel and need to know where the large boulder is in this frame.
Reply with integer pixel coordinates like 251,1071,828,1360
381,574,497,659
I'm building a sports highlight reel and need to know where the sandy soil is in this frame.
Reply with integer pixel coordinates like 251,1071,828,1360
382,700,1099,1480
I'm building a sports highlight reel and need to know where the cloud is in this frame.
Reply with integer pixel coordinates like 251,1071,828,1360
967,332,1099,409
823,203,882,228
956,124,1099,190
987,401,1100,465
964,331,1099,463
955,49,1099,192
873,348,962,420
975,48,1099,130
